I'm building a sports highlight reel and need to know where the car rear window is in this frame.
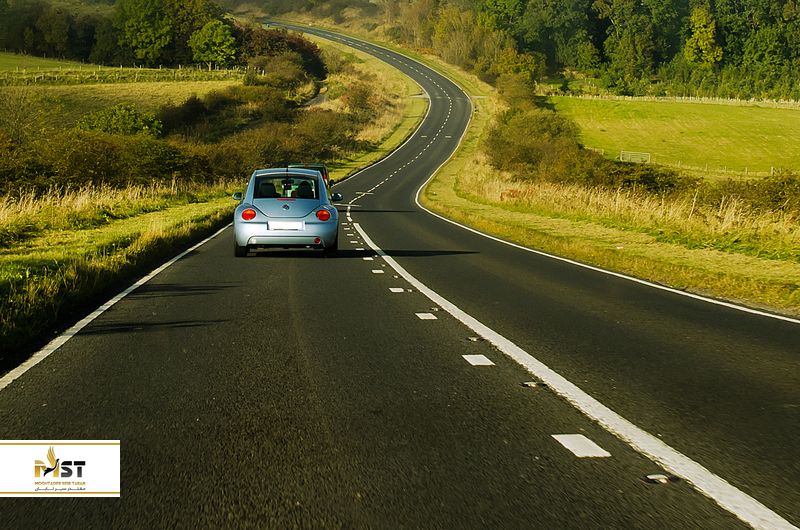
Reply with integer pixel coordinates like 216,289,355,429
254,175,318,199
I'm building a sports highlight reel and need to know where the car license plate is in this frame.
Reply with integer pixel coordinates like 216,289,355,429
269,221,303,231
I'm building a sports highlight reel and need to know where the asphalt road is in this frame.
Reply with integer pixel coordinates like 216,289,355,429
1,25,798,529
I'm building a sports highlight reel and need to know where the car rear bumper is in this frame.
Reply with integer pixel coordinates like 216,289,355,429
234,223,338,248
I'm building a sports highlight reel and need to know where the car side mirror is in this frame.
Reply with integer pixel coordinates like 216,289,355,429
331,192,343,202
232,192,243,201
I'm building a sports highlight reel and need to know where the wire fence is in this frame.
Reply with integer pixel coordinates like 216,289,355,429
0,64,247,86
570,94,800,110
613,150,788,178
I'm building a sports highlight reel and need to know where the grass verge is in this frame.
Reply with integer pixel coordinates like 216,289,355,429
424,155,800,315
0,185,234,373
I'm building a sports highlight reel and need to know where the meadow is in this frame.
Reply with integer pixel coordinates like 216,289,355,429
0,81,240,128
0,52,88,70
549,96,800,177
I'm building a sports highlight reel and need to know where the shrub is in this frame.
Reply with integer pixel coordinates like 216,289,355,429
76,103,163,138
484,108,581,173
157,95,208,134
341,80,379,123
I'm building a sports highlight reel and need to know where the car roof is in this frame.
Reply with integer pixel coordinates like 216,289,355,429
288,163,327,169
252,167,322,179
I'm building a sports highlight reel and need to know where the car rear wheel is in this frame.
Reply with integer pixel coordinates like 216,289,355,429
234,242,248,257
323,235,338,257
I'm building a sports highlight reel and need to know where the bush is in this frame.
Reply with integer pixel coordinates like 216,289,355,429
76,103,163,138
709,171,800,214
484,108,581,173
483,105,690,194
157,95,208,134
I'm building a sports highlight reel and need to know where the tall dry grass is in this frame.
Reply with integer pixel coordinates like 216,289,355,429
456,154,800,261
0,180,236,247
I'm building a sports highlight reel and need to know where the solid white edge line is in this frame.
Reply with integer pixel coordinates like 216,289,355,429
353,221,795,530
296,26,795,527
416,200,800,325
410,92,799,326
0,224,232,393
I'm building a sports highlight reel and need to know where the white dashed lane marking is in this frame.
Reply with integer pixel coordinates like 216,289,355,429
351,223,794,529
389,288,405,293
552,435,611,458
462,354,494,366
415,313,437,320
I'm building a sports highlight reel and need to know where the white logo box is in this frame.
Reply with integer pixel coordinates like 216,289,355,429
0,440,120,497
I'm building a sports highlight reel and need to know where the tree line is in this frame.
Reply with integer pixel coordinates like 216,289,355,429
0,0,323,73
259,0,800,100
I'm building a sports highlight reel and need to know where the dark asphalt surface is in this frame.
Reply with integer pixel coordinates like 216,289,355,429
0,25,797,529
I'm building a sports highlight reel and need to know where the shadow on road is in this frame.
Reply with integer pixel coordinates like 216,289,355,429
245,248,477,259
336,209,417,214
128,283,240,299
80,319,228,336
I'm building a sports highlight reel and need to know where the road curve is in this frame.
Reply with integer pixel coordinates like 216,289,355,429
287,23,800,527
0,24,797,529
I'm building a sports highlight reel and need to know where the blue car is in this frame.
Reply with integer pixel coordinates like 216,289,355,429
232,168,343,257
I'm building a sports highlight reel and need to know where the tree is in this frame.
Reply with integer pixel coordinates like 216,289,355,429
0,0,9,49
478,0,524,32
36,7,71,57
684,6,723,67
593,0,656,88
90,17,134,65
189,20,237,70
164,0,222,64
516,0,598,71
115,0,173,65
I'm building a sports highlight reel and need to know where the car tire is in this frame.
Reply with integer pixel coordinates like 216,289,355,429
234,242,248,257
324,235,338,257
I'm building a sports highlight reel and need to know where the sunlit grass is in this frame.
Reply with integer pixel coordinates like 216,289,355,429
456,154,800,261
0,180,236,247
0,80,238,128
0,52,87,70
550,96,800,177
0,182,236,361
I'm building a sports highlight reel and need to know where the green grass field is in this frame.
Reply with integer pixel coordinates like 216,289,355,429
1,53,241,128
0,52,88,71
10,80,239,127
549,96,800,176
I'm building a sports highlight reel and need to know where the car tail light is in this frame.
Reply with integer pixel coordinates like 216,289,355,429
241,208,256,221
316,209,331,222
